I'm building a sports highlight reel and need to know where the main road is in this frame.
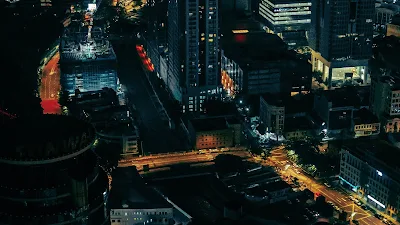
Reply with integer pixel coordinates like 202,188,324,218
118,149,251,170
39,52,61,114
265,147,385,225
112,41,181,154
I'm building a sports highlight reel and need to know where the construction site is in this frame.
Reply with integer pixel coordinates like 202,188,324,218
59,11,119,95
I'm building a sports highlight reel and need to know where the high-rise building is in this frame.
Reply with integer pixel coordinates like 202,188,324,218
309,0,374,88
167,0,221,113
258,0,311,48
0,115,109,225
60,16,119,96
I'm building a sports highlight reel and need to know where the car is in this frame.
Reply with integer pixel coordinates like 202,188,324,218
375,213,384,220
356,201,362,206
295,198,301,203
352,220,359,225
286,200,292,204
324,182,331,188
361,205,368,210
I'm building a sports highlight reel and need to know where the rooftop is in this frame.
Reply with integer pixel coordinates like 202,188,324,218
91,105,139,137
0,115,95,162
60,18,116,63
284,116,315,132
353,108,379,125
222,32,288,69
190,117,229,132
318,88,362,108
108,167,172,209
260,93,288,107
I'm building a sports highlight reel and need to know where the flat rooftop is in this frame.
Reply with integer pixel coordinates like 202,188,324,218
222,32,288,68
284,117,315,132
353,108,379,125
190,117,228,132
318,88,361,108
91,105,139,137
109,167,171,209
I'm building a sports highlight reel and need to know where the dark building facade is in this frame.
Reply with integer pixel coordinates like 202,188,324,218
310,0,374,88
0,115,109,225
167,0,221,113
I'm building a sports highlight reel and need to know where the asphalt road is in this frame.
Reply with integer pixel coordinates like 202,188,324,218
113,42,179,154
266,147,386,225
39,52,61,114
118,149,251,169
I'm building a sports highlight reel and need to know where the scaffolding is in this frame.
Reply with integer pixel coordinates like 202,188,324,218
60,19,116,63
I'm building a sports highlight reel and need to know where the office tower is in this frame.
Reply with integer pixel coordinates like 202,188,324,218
259,0,311,48
168,0,221,113
60,16,119,96
0,115,109,225
310,0,374,88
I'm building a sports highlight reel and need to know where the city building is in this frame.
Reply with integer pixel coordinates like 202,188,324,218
0,115,109,225
167,0,221,113
258,0,311,48
226,117,243,146
260,94,285,136
352,108,380,138
375,4,400,29
221,30,311,97
387,14,400,38
60,15,119,96
339,139,400,218
109,167,191,225
309,0,374,88
70,88,140,156
188,117,235,149
90,106,140,156
312,88,369,135
284,116,316,140
222,0,251,12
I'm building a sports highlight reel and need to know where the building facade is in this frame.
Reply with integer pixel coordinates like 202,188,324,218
340,141,400,218
309,0,374,88
0,115,109,225
352,108,380,138
167,0,221,113
259,0,311,48
60,19,119,96
188,117,235,149
260,95,285,135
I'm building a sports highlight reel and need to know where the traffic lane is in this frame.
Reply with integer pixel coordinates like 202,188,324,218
115,45,174,153
284,168,381,225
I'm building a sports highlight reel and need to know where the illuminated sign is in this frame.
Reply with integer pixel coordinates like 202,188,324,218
232,30,249,34
367,195,385,208
274,7,309,12
377,170,383,176
15,130,93,159
88,3,96,11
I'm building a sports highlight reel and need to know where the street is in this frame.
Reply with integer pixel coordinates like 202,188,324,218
39,52,61,114
113,42,180,154
266,147,385,225
118,149,251,170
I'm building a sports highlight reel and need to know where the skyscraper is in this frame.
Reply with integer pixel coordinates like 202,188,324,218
259,0,311,48
167,0,221,113
309,0,374,88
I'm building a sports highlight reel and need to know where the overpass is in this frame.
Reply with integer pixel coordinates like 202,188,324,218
118,148,251,171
